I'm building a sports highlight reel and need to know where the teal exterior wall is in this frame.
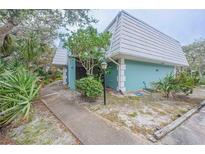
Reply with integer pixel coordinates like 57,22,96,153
125,60,174,91
67,57,76,90
106,62,118,90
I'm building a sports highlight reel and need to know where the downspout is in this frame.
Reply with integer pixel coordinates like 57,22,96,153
108,57,119,66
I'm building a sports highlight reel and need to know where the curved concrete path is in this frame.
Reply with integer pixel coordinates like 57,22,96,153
41,87,149,145
160,106,205,145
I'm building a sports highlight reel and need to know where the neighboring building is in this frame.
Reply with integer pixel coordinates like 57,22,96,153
105,10,188,92
52,47,68,85
52,46,76,90
52,10,188,92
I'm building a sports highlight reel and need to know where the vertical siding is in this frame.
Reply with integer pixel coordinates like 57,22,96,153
106,62,118,90
67,57,76,90
124,60,174,91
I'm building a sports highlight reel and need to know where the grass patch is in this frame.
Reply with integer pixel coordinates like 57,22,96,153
101,111,127,127
131,125,154,136
128,112,138,117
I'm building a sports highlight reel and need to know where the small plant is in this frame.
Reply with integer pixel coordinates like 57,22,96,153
153,73,178,98
175,71,198,95
0,67,40,126
153,72,198,98
76,76,103,99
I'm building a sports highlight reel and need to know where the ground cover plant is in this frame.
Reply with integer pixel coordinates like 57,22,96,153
0,67,40,126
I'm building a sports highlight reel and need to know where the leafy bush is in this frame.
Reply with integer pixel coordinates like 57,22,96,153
34,66,62,86
175,72,199,95
153,73,178,98
0,67,40,126
153,72,198,98
0,58,23,74
76,76,103,99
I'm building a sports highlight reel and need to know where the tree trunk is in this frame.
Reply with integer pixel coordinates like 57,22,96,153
0,21,16,47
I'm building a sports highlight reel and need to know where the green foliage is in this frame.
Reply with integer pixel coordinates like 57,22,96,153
0,10,96,45
153,73,177,98
35,67,62,85
0,10,97,127
17,32,47,67
0,59,5,74
0,67,40,126
175,71,199,95
199,76,205,85
0,34,16,57
76,76,103,99
66,26,111,75
153,72,198,98
183,39,205,78
0,58,23,73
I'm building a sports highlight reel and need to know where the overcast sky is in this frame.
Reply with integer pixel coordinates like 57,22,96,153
90,9,205,46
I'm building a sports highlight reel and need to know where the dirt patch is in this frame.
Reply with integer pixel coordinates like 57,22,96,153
0,127,16,144
83,87,205,140
1,100,79,145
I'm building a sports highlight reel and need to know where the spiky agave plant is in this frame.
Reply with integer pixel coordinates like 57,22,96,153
0,67,40,126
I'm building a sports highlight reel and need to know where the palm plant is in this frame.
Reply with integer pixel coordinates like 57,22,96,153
0,67,40,126
18,32,46,69
153,73,178,98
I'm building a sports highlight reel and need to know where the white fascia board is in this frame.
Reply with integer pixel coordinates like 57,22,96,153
107,50,189,67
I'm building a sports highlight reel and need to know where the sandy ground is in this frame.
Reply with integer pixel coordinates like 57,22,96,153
1,81,204,144
0,100,79,145
83,87,205,140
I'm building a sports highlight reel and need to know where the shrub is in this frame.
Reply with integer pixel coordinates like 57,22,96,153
153,73,178,98
175,72,198,95
153,72,198,98
0,67,40,126
76,76,103,99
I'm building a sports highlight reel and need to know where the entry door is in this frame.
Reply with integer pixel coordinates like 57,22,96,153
67,57,76,90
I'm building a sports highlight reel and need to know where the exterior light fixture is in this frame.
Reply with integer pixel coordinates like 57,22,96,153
101,61,107,105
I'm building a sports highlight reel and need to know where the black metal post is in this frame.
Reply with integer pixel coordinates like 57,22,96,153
103,70,106,105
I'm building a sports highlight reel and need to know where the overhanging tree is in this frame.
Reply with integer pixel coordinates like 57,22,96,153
66,26,111,76
183,39,205,78
0,9,96,57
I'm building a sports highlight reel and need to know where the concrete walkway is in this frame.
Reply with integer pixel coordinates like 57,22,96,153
160,106,205,144
41,89,149,145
